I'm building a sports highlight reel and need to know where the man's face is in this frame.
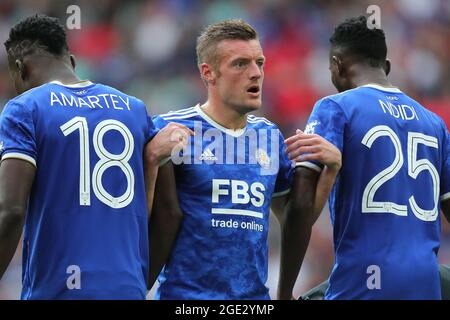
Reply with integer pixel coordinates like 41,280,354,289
213,39,265,114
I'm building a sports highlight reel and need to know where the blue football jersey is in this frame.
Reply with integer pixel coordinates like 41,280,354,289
152,104,294,299
299,84,450,300
0,80,157,299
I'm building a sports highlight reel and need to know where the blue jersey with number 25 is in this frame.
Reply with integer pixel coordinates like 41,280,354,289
299,84,450,300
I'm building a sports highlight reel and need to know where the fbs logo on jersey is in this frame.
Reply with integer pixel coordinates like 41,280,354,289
200,148,218,161
256,148,270,169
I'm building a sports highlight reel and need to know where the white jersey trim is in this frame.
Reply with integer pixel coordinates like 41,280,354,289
161,111,198,121
361,84,402,93
441,192,450,202
247,115,274,126
211,208,263,219
1,152,37,167
296,161,322,173
50,80,94,88
166,107,196,115
195,104,246,137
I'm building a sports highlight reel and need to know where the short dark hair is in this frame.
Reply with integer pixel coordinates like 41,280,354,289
330,15,387,67
4,14,69,61
196,19,258,69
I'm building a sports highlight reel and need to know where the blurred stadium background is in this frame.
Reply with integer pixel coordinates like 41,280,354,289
0,0,449,299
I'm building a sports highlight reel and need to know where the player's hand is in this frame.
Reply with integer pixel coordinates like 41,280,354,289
145,122,194,164
285,129,342,171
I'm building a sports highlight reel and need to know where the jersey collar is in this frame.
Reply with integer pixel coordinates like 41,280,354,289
50,80,94,88
194,104,247,138
361,83,402,93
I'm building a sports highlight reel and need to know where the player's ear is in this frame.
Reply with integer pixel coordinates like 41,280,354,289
331,56,343,76
384,59,391,76
200,63,216,86
69,54,76,70
15,58,27,81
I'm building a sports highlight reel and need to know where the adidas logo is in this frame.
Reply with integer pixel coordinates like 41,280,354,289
199,148,218,161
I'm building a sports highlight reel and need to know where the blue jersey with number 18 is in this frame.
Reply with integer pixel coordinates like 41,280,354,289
299,84,450,300
0,81,157,299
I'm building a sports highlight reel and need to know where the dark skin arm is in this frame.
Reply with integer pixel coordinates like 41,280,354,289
442,199,450,224
278,167,320,300
147,162,183,289
271,195,288,227
277,131,341,299
0,159,35,279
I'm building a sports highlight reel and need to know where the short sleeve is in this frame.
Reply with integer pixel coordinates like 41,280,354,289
296,98,346,173
152,114,169,131
0,100,37,167
441,127,450,202
142,103,159,142
273,129,294,197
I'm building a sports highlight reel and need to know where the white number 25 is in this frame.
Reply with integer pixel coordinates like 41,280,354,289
361,125,439,222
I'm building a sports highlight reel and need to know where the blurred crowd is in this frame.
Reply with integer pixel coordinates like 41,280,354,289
0,0,449,299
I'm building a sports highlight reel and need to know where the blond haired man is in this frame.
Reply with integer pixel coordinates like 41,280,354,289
149,19,340,300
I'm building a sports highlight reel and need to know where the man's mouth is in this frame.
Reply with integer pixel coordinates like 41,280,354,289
247,85,260,95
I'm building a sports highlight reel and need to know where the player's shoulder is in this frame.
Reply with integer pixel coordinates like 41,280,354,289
312,85,397,116
153,105,200,127
393,90,448,130
407,96,445,123
246,114,279,130
94,83,147,109
317,86,365,106
5,82,53,109
420,104,449,133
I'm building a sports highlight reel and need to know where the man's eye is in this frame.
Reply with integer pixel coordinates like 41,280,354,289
235,61,246,68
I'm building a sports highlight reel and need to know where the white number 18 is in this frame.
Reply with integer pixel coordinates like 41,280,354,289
60,117,135,209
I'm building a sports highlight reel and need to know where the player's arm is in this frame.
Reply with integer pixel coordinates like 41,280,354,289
271,195,288,226
147,162,183,289
286,130,342,217
0,159,35,279
442,200,450,223
278,131,341,300
144,122,193,214
278,167,319,300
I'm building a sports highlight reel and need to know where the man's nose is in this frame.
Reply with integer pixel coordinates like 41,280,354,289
249,61,262,80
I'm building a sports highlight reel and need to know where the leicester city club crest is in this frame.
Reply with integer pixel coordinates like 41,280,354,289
256,148,270,169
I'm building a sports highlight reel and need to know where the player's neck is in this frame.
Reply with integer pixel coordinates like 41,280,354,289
200,101,247,131
42,70,81,86
350,67,393,89
33,60,81,87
